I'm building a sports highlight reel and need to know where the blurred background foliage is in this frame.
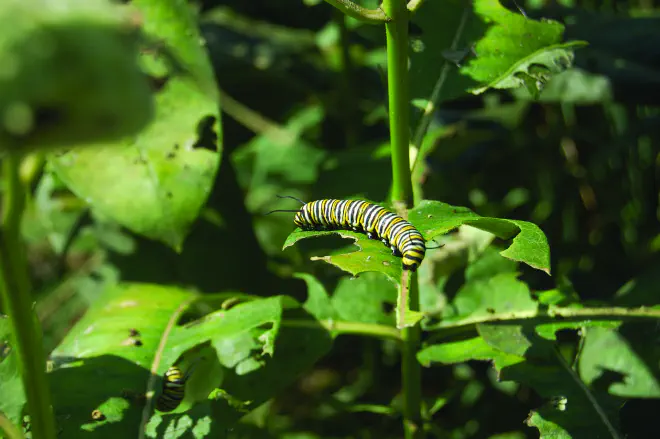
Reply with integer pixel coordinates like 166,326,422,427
6,0,660,437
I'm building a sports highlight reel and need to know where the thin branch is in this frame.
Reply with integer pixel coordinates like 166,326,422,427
426,306,660,338
323,0,390,23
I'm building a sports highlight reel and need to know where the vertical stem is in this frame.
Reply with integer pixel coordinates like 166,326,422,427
0,154,57,439
400,278,422,438
381,1,422,438
383,0,412,205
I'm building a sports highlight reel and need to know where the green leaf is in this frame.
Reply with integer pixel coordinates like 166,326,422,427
0,315,26,427
283,200,550,281
294,273,337,320
284,229,403,283
409,201,551,274
49,0,221,250
48,283,326,437
0,0,154,153
460,0,587,98
418,337,505,366
447,273,538,322
331,272,396,325
578,326,660,398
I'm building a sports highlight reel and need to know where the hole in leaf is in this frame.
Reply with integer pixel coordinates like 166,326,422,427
192,115,217,151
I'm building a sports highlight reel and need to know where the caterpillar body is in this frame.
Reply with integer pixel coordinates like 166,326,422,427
291,199,426,271
155,366,188,412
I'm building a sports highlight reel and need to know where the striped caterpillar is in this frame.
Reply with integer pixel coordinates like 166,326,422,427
270,197,426,271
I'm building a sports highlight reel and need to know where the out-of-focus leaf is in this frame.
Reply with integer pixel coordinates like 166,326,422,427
445,273,538,322
0,0,153,153
460,0,587,98
49,283,315,437
465,247,518,282
0,316,26,427
232,106,326,255
513,68,613,103
330,272,396,325
419,331,622,438
294,273,337,320
578,326,660,398
614,267,660,307
418,337,503,366
50,0,221,250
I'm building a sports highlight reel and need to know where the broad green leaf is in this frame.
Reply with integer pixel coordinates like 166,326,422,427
410,200,551,274
465,247,518,282
50,0,221,250
294,273,337,320
512,68,613,104
447,273,538,322
0,315,26,427
418,337,506,366
460,0,587,98
331,272,396,325
0,0,153,153
284,229,403,283
283,200,550,281
49,283,322,437
578,326,660,398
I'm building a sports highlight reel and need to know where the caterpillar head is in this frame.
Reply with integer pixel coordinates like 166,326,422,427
293,210,305,228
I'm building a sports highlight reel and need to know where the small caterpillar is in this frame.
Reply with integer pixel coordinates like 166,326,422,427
156,365,190,412
270,197,426,271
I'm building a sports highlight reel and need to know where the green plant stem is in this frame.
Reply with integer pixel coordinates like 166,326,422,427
400,279,422,437
0,411,25,439
425,306,660,340
383,0,413,206
381,0,422,437
0,154,56,439
323,0,390,23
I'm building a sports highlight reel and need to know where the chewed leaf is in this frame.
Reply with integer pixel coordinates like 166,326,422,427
49,0,221,250
409,200,550,274
282,200,550,278
460,0,587,98
284,229,402,283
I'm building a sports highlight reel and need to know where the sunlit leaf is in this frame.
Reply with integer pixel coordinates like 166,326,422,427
460,0,587,98
410,201,550,274
50,0,221,250
48,283,326,437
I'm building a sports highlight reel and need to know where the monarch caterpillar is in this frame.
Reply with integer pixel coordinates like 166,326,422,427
269,197,427,272
156,365,192,412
